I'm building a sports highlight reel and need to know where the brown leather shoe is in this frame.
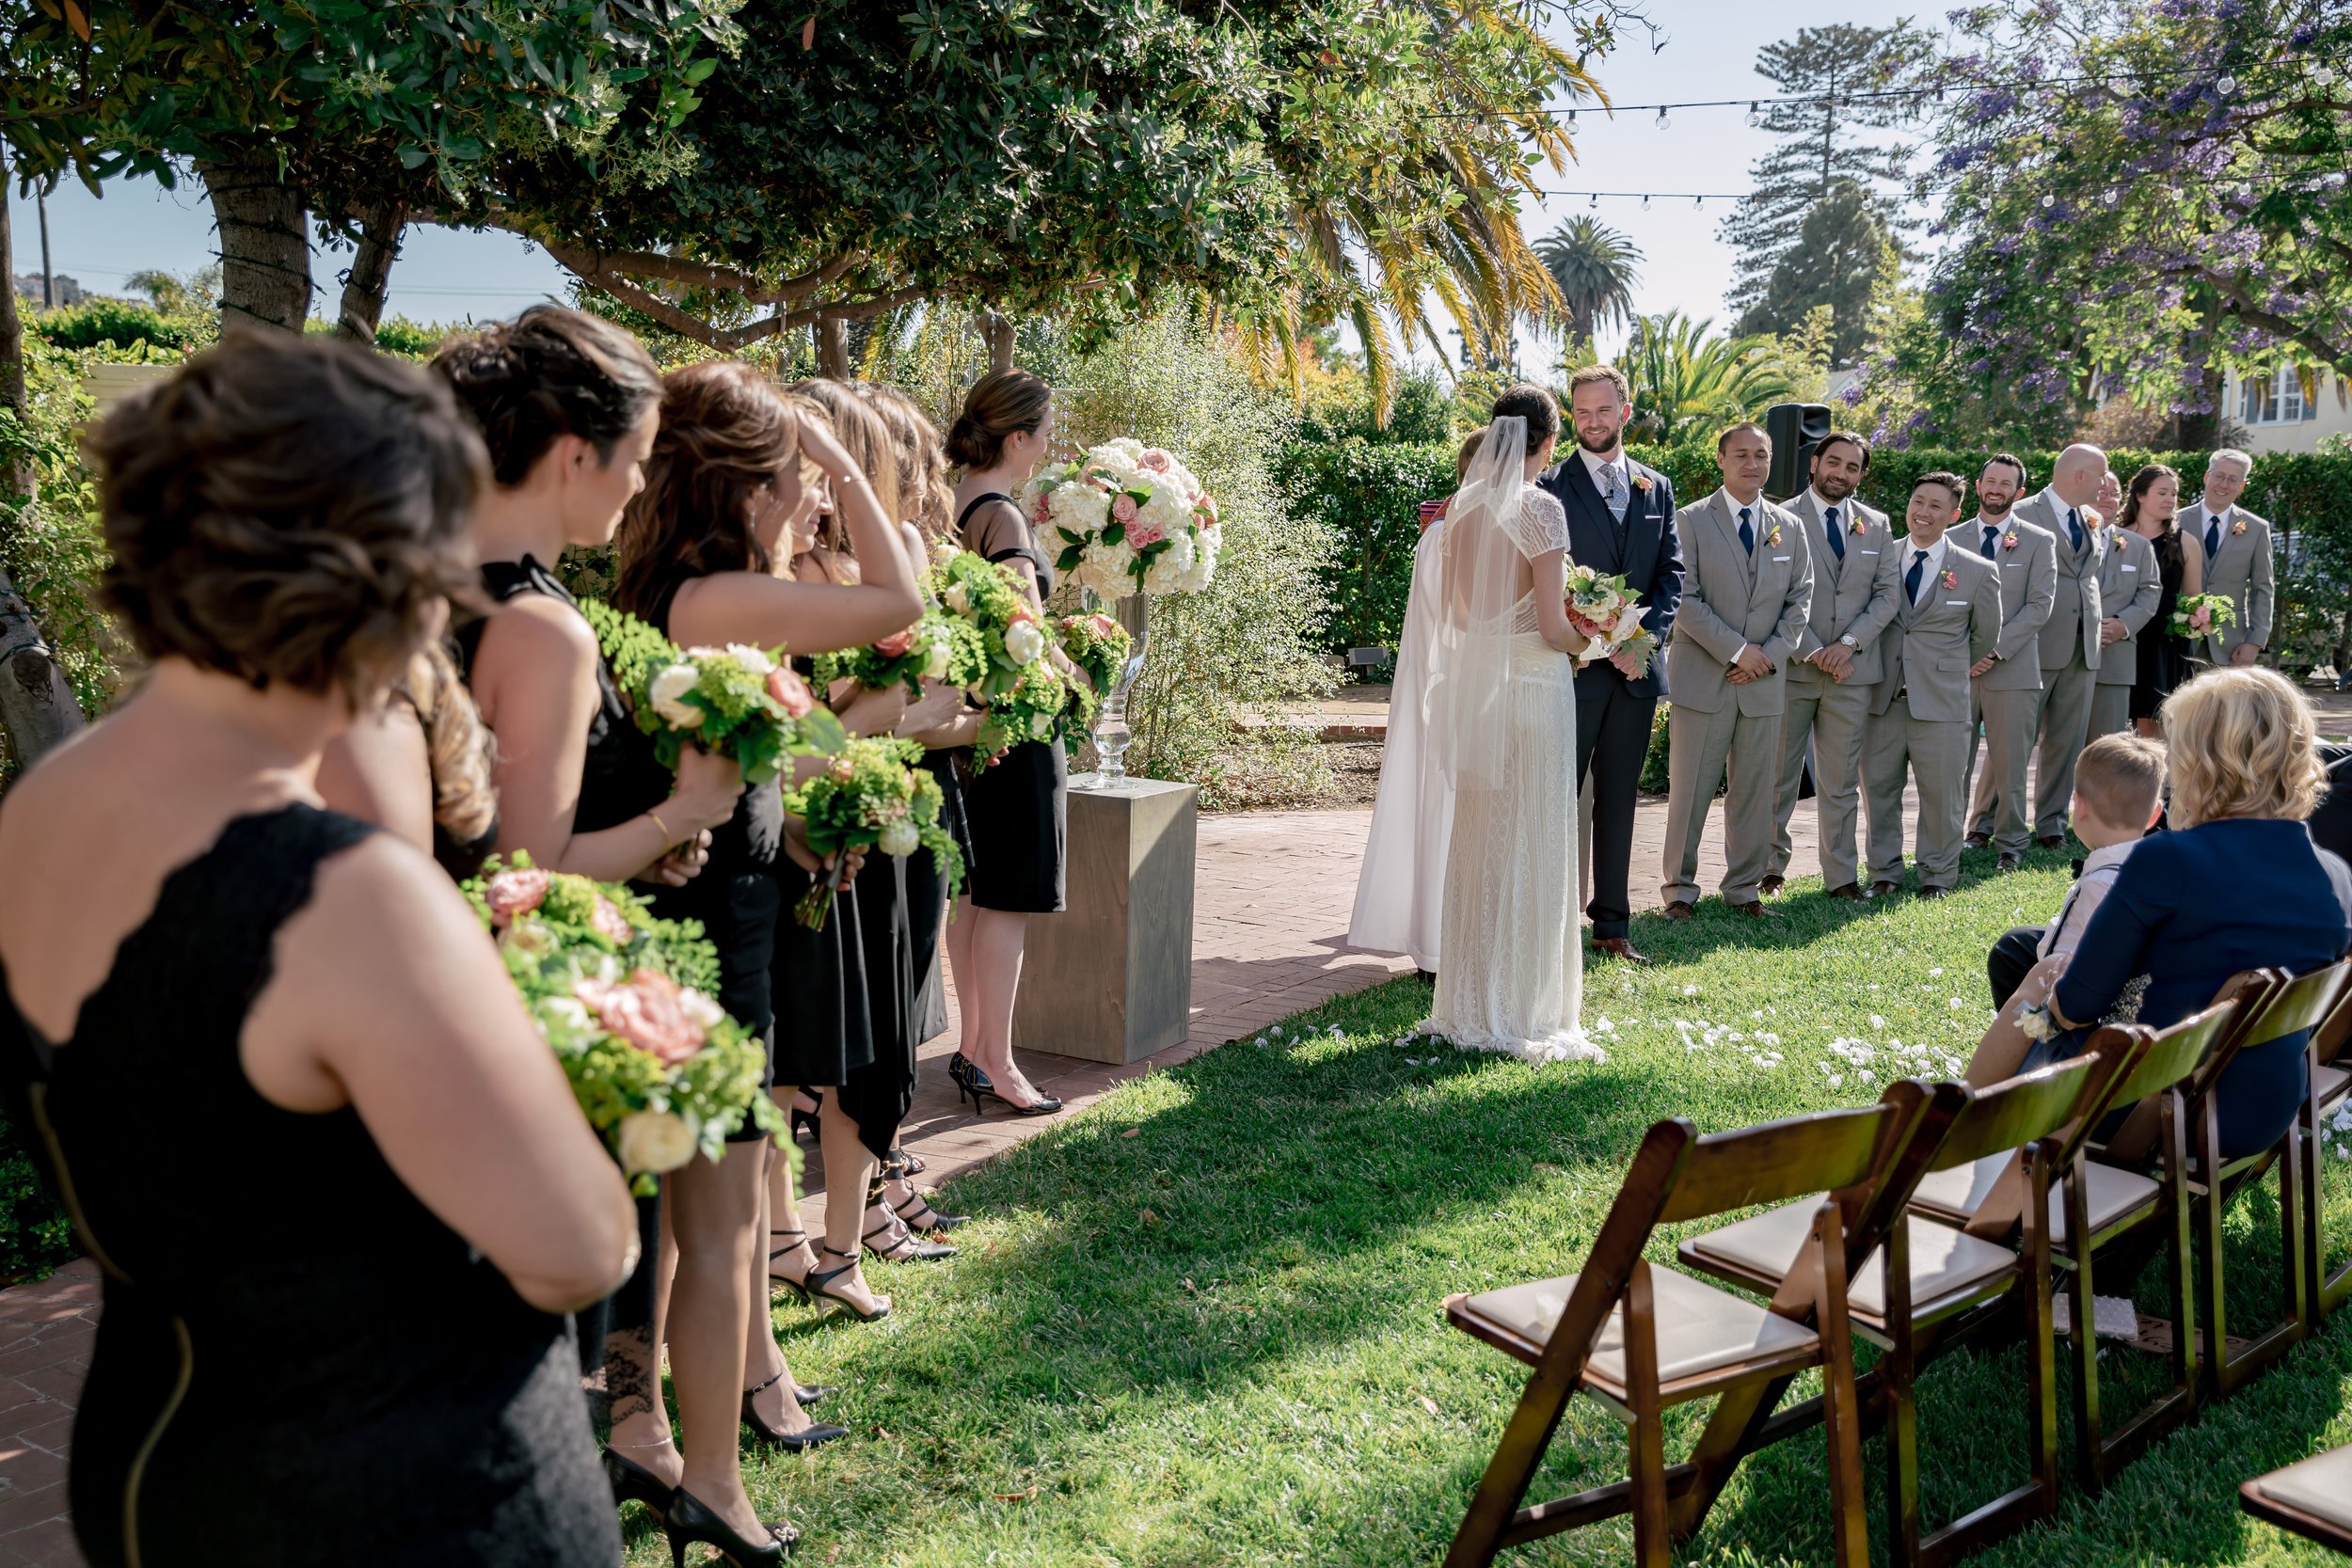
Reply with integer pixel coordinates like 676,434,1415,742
1593,937,1652,965
1869,879,1903,898
2036,834,2068,850
1917,885,1953,900
1729,899,1773,919
1758,874,1786,897
1996,852,2022,871
1825,882,1864,900
1963,832,1992,849
1662,900,1696,921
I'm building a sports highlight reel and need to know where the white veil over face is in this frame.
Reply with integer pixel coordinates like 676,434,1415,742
1430,415,1543,794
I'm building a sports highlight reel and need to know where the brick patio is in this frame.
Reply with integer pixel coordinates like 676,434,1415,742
0,787,1908,1564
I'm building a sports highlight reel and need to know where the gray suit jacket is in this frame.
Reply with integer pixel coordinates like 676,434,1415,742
1870,543,2002,722
1667,492,1815,718
1963,514,2058,692
2181,500,2275,659
1783,491,1901,687
2016,490,2105,672
2093,527,2165,687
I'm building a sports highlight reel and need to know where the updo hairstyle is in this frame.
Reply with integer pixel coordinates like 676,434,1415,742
946,369,1052,470
429,305,662,485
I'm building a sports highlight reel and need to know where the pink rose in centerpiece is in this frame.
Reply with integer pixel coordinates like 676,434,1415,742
1112,494,1139,523
1197,495,1218,525
1032,496,1051,526
574,968,705,1064
1137,449,1173,474
1126,517,1168,548
483,867,550,927
873,626,916,658
767,665,815,718
591,895,636,946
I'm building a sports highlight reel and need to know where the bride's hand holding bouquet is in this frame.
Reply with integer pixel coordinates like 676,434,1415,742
1564,565,1658,678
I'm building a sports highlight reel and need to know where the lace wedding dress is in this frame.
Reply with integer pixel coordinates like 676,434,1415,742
1419,418,1599,1064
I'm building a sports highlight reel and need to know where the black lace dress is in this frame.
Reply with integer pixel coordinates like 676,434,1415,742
0,807,620,1568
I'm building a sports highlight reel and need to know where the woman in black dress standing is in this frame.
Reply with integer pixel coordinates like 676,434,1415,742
0,334,642,1567
432,309,744,1544
2119,462,2205,739
946,370,1070,1116
612,361,922,1556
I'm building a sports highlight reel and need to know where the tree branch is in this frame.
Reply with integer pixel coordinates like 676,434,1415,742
516,227,859,305
2200,267,2352,374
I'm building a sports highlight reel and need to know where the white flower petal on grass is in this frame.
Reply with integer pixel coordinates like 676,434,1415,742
1870,1015,1887,1030
1682,984,1699,996
1930,967,1944,976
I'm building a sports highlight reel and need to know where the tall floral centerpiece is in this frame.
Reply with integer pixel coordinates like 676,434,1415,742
1020,438,1220,784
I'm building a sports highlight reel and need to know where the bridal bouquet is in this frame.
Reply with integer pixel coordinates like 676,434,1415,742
580,599,846,784
808,608,989,701
1055,610,1134,734
2170,591,2236,641
465,853,785,1192
1022,438,1222,599
1565,565,1658,678
782,736,965,928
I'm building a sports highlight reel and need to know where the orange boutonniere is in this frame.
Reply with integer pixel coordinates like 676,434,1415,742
2002,531,2019,551
1941,569,1960,590
1630,473,1653,493
1765,524,1783,546
1851,513,1869,535
2110,532,2126,553
2231,518,2248,536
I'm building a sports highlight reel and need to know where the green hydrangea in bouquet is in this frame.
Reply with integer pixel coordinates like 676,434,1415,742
929,549,1050,686
783,736,965,929
808,608,988,700
974,657,1073,763
1055,610,1133,733
580,598,846,784
464,853,788,1194
2170,591,2236,641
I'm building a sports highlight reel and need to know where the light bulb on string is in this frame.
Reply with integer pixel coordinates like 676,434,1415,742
1746,102,1761,127
1656,105,1671,130
1565,108,1577,126
1693,196,1704,209
2217,73,2236,94
1588,192,1598,209
1642,194,1650,209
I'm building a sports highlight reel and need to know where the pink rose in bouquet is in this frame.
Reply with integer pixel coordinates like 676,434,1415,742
1126,516,1168,548
1112,494,1139,523
872,626,916,659
484,867,550,927
767,665,816,718
574,968,706,1065
591,895,636,946
1085,612,1119,639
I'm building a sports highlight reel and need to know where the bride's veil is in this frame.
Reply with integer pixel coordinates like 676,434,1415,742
1429,415,1537,795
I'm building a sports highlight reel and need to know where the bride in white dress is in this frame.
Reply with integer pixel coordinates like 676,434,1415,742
1420,400,1601,1063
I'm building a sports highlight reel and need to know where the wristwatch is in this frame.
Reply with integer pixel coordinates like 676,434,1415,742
1838,634,1859,649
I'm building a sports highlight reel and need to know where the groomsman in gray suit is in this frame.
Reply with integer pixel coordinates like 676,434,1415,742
2015,443,2109,847
1764,431,1899,901
1661,421,1814,918
1961,453,2057,867
2178,448,2273,666
1863,472,2003,898
2089,503,2163,737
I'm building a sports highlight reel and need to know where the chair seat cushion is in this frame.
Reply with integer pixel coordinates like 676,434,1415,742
1689,1203,2013,1322
1910,1154,2161,1243
2319,1064,2349,1110
1462,1266,1815,1386
2256,1443,2352,1531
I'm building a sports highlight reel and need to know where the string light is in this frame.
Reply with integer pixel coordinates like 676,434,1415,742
1588,192,1597,209
1655,105,1671,130
2217,73,2237,94
1641,193,1650,208
1746,102,1761,127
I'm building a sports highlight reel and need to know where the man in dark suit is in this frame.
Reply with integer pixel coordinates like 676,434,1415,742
1537,363,1684,964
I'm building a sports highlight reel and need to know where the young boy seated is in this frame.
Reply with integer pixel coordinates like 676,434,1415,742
1983,733,2169,1010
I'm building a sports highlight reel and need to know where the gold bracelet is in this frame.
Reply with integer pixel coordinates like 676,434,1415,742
646,808,675,847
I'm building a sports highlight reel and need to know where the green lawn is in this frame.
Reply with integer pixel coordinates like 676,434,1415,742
636,849,2352,1566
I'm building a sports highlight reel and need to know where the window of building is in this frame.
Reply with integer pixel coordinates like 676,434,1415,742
2241,365,2320,424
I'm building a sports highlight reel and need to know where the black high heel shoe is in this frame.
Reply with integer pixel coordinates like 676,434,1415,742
864,1207,956,1262
950,1053,1062,1117
806,1246,892,1322
740,1370,850,1451
662,1486,796,1566
767,1226,814,1302
890,1185,968,1234
946,1052,984,1106
789,1088,823,1144
603,1446,676,1519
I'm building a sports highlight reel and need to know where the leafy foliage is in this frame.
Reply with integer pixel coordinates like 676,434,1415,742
1622,312,1798,444
1739,180,1898,366
1278,437,1453,672
30,298,198,354
1534,215,1645,349
0,1090,72,1284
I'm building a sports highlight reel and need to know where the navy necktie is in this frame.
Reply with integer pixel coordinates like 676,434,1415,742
1980,523,1999,560
1906,548,1928,604
1823,506,1846,562
2067,507,2086,553
1738,505,1755,555
2205,513,2223,560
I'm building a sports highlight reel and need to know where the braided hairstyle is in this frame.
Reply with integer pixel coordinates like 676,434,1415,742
429,305,661,485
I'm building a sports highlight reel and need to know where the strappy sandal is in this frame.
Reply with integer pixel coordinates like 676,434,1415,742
739,1369,849,1451
889,1184,967,1235
807,1247,893,1322
880,1147,926,1180
767,1226,816,1301
863,1206,956,1263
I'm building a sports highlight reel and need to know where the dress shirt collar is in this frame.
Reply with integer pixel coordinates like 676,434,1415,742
2195,499,2232,530
1579,447,1628,490
1716,486,1767,519
1806,488,1850,523
2078,840,2135,880
1901,531,1949,600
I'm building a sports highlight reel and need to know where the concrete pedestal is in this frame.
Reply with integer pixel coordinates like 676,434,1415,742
1014,777,1197,1064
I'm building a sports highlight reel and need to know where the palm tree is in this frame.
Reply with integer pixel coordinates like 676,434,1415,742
1620,311,1796,443
1535,216,1643,346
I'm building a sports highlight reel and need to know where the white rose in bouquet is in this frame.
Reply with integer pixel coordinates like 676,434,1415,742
877,818,921,857
535,993,595,1038
1004,619,1046,666
615,1108,701,1175
943,582,970,615
648,662,704,728
723,643,774,675
923,637,953,681
677,987,727,1034
501,917,561,958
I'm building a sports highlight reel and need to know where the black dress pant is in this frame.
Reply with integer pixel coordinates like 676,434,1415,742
1988,926,2046,1010
1575,665,1657,941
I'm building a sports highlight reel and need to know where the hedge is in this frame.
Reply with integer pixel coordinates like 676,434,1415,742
1289,436,2352,678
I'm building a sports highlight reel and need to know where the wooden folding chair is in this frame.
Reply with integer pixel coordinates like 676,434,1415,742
2242,1444,2352,1555
1439,1101,1911,1568
2179,962,2352,1395
2294,961,2352,1319
1906,1004,2237,1490
1680,1058,2107,1568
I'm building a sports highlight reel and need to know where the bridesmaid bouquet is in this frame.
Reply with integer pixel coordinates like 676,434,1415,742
464,853,786,1193
580,599,847,784
1565,565,1658,678
2170,592,2236,640
1022,438,1222,599
930,547,1074,760
808,608,988,700
782,736,966,929
974,658,1074,764
1056,610,1134,733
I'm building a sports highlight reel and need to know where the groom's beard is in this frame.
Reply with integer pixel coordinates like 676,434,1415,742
1576,429,1624,458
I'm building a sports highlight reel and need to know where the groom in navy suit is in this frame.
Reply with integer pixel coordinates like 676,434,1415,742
1536,365,1683,964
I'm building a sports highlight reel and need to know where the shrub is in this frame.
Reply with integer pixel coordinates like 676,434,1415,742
31,298,199,355
0,1094,73,1285
1277,437,1453,673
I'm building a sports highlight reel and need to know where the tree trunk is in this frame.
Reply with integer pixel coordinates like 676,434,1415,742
981,310,1015,376
2176,358,2226,451
812,316,850,378
197,151,312,335
335,200,407,346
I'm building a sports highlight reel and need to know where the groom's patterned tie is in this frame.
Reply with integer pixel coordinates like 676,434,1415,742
1603,464,1629,522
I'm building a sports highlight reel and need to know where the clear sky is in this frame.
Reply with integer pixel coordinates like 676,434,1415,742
8,0,1927,343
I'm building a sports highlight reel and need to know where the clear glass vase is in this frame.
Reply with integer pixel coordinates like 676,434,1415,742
1080,591,1151,787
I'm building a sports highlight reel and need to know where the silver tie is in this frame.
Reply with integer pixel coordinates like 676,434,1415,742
1603,466,1628,521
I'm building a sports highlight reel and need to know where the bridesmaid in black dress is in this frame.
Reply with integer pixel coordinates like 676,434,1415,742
946,370,1072,1116
0,334,641,1566
2118,463,2204,739
432,309,746,1551
611,362,922,1554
